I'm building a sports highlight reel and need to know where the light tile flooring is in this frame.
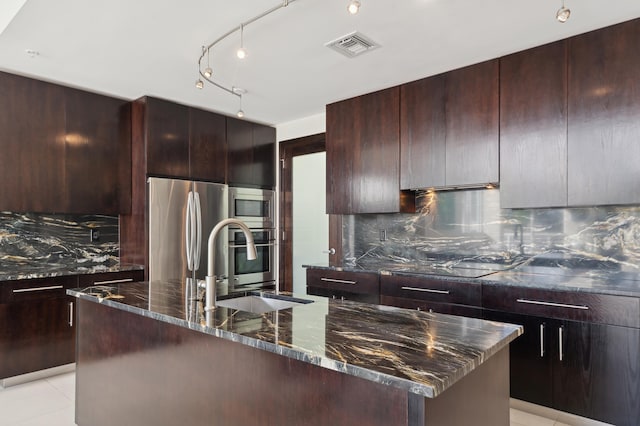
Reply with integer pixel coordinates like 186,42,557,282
0,372,613,426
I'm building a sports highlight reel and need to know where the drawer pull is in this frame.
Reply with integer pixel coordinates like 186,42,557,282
559,326,564,362
92,278,134,285
68,302,74,327
516,299,589,310
320,278,356,285
13,285,64,293
539,323,545,358
401,286,450,295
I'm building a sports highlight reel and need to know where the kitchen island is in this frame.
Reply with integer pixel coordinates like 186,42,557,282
68,281,521,426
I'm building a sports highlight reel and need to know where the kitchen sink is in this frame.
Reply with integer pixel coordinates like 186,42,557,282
216,294,313,314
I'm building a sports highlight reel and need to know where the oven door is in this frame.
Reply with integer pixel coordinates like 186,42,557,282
228,228,275,290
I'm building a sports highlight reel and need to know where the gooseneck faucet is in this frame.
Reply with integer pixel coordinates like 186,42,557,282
205,218,257,312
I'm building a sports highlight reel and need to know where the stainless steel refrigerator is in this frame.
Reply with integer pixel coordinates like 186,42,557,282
148,177,228,316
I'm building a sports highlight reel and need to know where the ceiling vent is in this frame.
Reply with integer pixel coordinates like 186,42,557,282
325,31,379,58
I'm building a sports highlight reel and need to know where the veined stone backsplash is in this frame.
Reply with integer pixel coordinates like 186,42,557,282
343,189,640,272
0,212,119,271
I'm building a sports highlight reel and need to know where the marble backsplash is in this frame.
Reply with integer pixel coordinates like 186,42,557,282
0,212,119,271
343,189,640,272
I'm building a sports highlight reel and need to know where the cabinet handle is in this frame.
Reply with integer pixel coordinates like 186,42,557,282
92,278,134,285
401,286,450,295
68,302,74,327
13,285,63,293
516,299,589,310
539,323,545,358
559,326,564,362
320,277,356,285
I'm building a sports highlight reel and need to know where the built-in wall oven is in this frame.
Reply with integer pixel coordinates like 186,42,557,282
228,187,276,292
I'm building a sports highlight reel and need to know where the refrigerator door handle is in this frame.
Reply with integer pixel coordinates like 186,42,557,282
194,191,202,270
186,191,194,271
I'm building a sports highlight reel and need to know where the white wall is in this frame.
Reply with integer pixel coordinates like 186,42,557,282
276,112,325,142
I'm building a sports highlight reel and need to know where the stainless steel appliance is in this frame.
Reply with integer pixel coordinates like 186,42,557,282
228,187,276,291
148,177,228,305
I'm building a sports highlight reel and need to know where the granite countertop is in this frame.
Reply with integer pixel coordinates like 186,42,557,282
0,263,144,281
305,261,640,298
68,281,522,398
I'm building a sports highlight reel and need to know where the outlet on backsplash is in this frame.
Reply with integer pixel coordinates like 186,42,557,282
90,228,100,242
379,229,387,242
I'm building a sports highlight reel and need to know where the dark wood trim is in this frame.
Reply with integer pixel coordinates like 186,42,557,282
278,133,328,292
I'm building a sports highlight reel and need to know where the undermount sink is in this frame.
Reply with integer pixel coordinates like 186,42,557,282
216,295,313,314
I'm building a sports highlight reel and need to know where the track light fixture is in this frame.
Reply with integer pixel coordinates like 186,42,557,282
556,0,570,23
348,0,361,15
204,48,213,78
236,24,247,59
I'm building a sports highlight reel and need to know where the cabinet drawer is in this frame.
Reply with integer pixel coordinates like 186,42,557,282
77,270,144,288
380,295,483,318
306,269,379,296
380,274,482,307
483,284,640,328
1,275,77,303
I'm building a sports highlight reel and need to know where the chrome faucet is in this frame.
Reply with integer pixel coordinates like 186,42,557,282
205,218,257,312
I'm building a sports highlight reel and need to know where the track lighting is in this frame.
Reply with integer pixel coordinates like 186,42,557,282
204,48,212,77
348,0,360,15
234,87,246,118
237,24,247,59
556,0,570,23
195,79,204,89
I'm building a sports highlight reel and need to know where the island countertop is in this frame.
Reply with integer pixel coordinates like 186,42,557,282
68,280,521,398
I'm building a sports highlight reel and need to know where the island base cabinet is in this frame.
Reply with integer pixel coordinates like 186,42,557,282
76,299,510,426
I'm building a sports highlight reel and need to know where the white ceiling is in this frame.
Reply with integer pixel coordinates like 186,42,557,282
1,0,640,126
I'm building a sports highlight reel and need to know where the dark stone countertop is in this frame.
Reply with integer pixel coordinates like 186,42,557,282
0,263,144,282
304,261,640,298
68,281,522,398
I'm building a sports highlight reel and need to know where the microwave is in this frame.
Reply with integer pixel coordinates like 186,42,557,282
228,187,275,229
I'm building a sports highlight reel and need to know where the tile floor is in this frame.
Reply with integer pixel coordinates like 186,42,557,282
0,371,613,426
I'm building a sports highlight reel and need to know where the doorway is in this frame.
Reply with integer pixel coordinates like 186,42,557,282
279,133,341,292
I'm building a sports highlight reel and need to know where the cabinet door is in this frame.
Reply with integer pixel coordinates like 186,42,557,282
227,118,275,188
445,60,499,186
64,89,131,214
189,108,226,183
500,41,568,208
0,297,75,379
0,72,66,213
400,74,446,189
553,321,640,425
326,87,401,214
483,310,553,408
145,97,190,178
568,19,640,206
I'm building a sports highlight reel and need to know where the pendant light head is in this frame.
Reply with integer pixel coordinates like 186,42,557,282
348,0,361,15
195,79,204,89
556,1,570,23
237,24,247,59
204,67,213,78
236,109,245,118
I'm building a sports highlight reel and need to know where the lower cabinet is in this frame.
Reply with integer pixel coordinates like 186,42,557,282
484,293,640,425
306,268,380,304
0,269,144,379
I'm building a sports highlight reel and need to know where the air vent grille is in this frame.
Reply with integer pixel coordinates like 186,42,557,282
325,31,379,58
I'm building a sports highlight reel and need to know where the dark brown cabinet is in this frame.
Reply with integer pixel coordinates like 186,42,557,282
189,108,227,183
326,87,405,214
567,19,640,206
0,270,144,380
499,41,568,208
306,268,380,304
399,60,499,190
444,60,499,186
144,97,190,179
227,117,276,189
380,274,482,318
0,71,130,214
483,284,640,425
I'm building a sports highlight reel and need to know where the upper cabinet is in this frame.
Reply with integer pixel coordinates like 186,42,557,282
500,19,640,208
227,117,275,189
400,60,499,190
327,87,409,214
0,72,131,215
500,41,568,209
141,97,230,184
567,19,640,206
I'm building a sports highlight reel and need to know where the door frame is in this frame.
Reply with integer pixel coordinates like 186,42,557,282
278,133,342,292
